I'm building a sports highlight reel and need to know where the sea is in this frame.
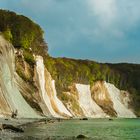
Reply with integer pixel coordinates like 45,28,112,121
0,118,140,140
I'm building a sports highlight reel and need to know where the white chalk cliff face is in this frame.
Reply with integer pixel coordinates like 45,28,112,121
59,82,136,118
76,84,107,118
35,56,72,118
51,80,72,117
0,35,38,118
0,35,136,118
104,82,136,118
91,81,136,118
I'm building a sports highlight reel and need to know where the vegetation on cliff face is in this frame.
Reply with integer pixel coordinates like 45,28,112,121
0,9,47,54
44,56,140,116
0,9,140,116
0,9,48,88
0,10,47,114
44,56,123,92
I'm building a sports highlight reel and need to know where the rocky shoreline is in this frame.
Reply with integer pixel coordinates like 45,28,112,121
0,117,69,133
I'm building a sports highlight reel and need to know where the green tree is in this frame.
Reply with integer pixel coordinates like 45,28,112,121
3,27,13,42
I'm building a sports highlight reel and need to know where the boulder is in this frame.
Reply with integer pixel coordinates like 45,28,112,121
80,118,88,120
109,118,113,121
1,124,24,133
76,134,88,139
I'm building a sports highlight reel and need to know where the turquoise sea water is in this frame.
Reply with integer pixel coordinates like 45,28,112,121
0,118,140,140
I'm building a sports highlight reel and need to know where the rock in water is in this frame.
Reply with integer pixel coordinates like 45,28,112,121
109,118,113,121
76,134,88,139
81,118,88,120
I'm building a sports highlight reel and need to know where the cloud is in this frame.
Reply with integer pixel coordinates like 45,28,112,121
86,0,140,43
87,0,117,27
87,0,140,26
0,0,140,63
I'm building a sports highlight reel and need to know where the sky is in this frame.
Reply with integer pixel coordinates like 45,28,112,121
0,0,140,63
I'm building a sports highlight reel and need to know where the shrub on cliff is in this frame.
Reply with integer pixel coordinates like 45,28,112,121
3,27,13,42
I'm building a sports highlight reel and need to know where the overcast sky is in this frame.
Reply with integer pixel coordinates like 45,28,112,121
0,0,140,63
